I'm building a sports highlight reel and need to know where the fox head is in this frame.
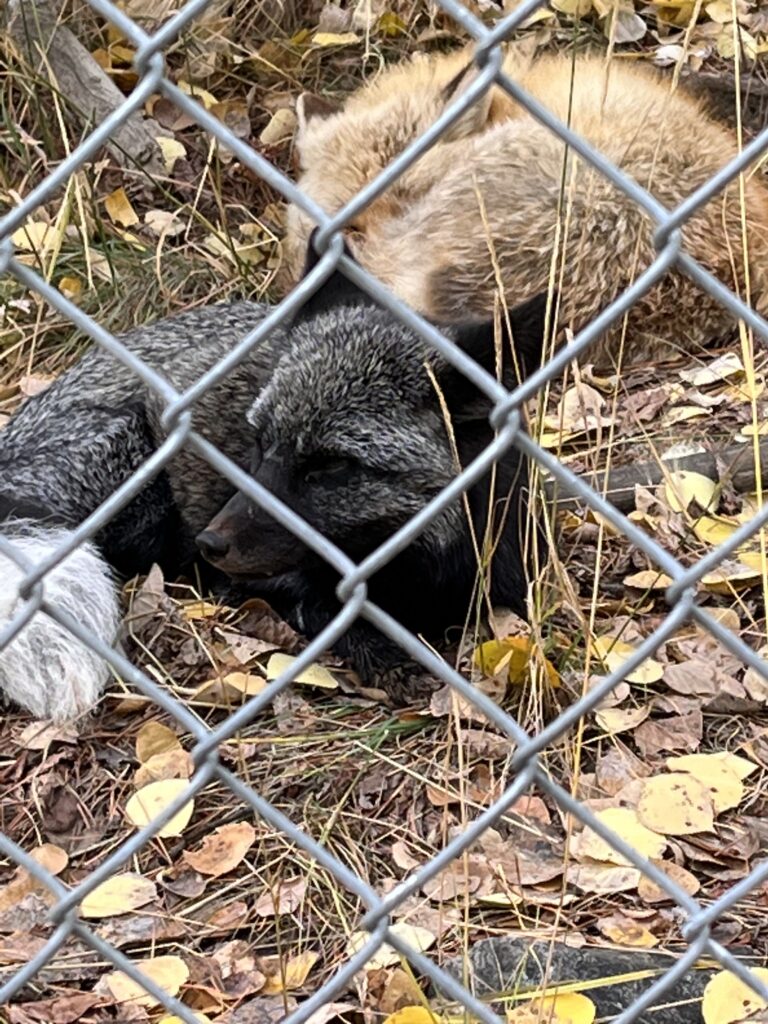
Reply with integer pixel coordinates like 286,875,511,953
283,49,501,282
197,234,550,587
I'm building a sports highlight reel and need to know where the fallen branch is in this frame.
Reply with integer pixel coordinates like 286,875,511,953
7,0,165,176
542,436,768,512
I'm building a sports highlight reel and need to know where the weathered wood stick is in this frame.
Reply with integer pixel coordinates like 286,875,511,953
541,436,768,512
6,0,165,176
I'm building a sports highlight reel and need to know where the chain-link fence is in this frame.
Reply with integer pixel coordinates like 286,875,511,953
3,0,768,1021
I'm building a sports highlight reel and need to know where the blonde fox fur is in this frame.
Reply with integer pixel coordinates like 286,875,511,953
285,46,768,366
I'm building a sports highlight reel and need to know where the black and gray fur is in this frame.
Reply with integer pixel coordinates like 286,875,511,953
0,241,547,721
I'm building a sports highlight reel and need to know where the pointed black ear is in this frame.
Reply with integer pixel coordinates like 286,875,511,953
296,92,341,135
294,227,376,322
438,290,554,420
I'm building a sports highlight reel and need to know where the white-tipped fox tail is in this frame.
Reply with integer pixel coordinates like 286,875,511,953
0,522,120,722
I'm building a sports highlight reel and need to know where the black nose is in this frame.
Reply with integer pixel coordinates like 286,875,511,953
196,530,230,561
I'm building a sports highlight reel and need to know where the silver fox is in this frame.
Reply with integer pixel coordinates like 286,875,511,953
0,238,548,721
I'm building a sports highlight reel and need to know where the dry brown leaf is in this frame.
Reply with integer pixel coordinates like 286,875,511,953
566,860,642,894
637,773,715,835
594,705,650,734
638,860,701,902
598,912,659,948
183,821,256,877
134,747,193,786
253,877,306,918
81,874,158,919
135,721,181,764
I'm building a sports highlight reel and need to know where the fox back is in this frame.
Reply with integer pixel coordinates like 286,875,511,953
285,47,768,366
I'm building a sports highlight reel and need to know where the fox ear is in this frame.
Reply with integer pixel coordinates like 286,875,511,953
440,62,495,141
294,227,375,321
296,93,340,135
438,291,555,420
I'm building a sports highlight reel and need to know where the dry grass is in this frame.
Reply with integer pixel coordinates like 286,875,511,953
3,0,768,1019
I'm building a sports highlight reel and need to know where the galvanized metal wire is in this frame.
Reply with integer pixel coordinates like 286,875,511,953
3,1,768,1020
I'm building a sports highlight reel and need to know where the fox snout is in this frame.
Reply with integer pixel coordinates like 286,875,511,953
195,492,305,579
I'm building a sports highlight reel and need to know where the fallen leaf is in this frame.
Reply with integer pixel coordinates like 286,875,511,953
637,773,715,835
136,721,181,763
81,874,158,919
194,671,267,704
347,923,436,970
701,561,762,594
594,705,650,734
381,1009,435,1024
105,954,189,1008
599,912,659,948
265,653,338,689
104,187,139,228
58,275,82,299
474,635,559,687
260,108,297,145
566,860,642,894
623,570,673,591
313,31,359,45
664,470,717,514
666,754,746,813
260,950,319,994
156,136,187,173
637,860,701,902
702,967,768,1024
125,779,195,838
134,747,193,786
507,992,596,1024
16,721,78,749
183,821,256,877
254,877,306,917
692,515,740,547
679,353,744,387
572,808,667,866
592,636,664,684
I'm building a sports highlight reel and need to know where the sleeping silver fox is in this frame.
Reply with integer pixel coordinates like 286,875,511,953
0,239,547,721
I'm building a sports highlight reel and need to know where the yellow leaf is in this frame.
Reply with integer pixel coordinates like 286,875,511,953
664,405,708,425
347,923,436,970
664,470,717,514
507,992,596,1024
692,515,739,547
382,1009,436,1024
124,779,194,838
573,808,666,867
135,721,180,764
313,31,360,46
550,0,593,15
666,754,745,813
134,747,193,786
104,187,139,228
260,108,297,145
158,1016,211,1024
594,704,650,734
709,751,759,780
261,950,320,994
701,561,762,593
182,599,221,619
81,873,158,918
378,12,408,36
702,968,768,1024
156,136,187,173
176,80,218,109
183,821,256,877
265,653,339,690
58,275,82,299
705,0,734,21
193,671,267,704
623,570,673,591
474,636,559,687
12,221,58,253
637,773,715,836
105,955,189,1009
30,843,68,875
592,636,664,684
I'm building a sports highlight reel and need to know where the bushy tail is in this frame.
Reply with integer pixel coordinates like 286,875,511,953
0,522,121,722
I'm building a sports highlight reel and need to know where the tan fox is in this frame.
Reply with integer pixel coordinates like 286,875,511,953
284,46,768,366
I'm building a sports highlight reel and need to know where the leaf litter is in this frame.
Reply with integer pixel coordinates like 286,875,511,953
4,0,768,1021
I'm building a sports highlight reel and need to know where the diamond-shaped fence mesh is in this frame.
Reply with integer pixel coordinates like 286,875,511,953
3,1,768,1021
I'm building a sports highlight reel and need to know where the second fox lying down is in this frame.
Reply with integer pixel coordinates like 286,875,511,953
0,243,547,722
285,47,768,366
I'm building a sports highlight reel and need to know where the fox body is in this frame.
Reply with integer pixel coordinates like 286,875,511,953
0,244,547,721
285,47,768,366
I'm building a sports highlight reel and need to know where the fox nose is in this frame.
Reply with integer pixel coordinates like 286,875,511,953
196,530,230,562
